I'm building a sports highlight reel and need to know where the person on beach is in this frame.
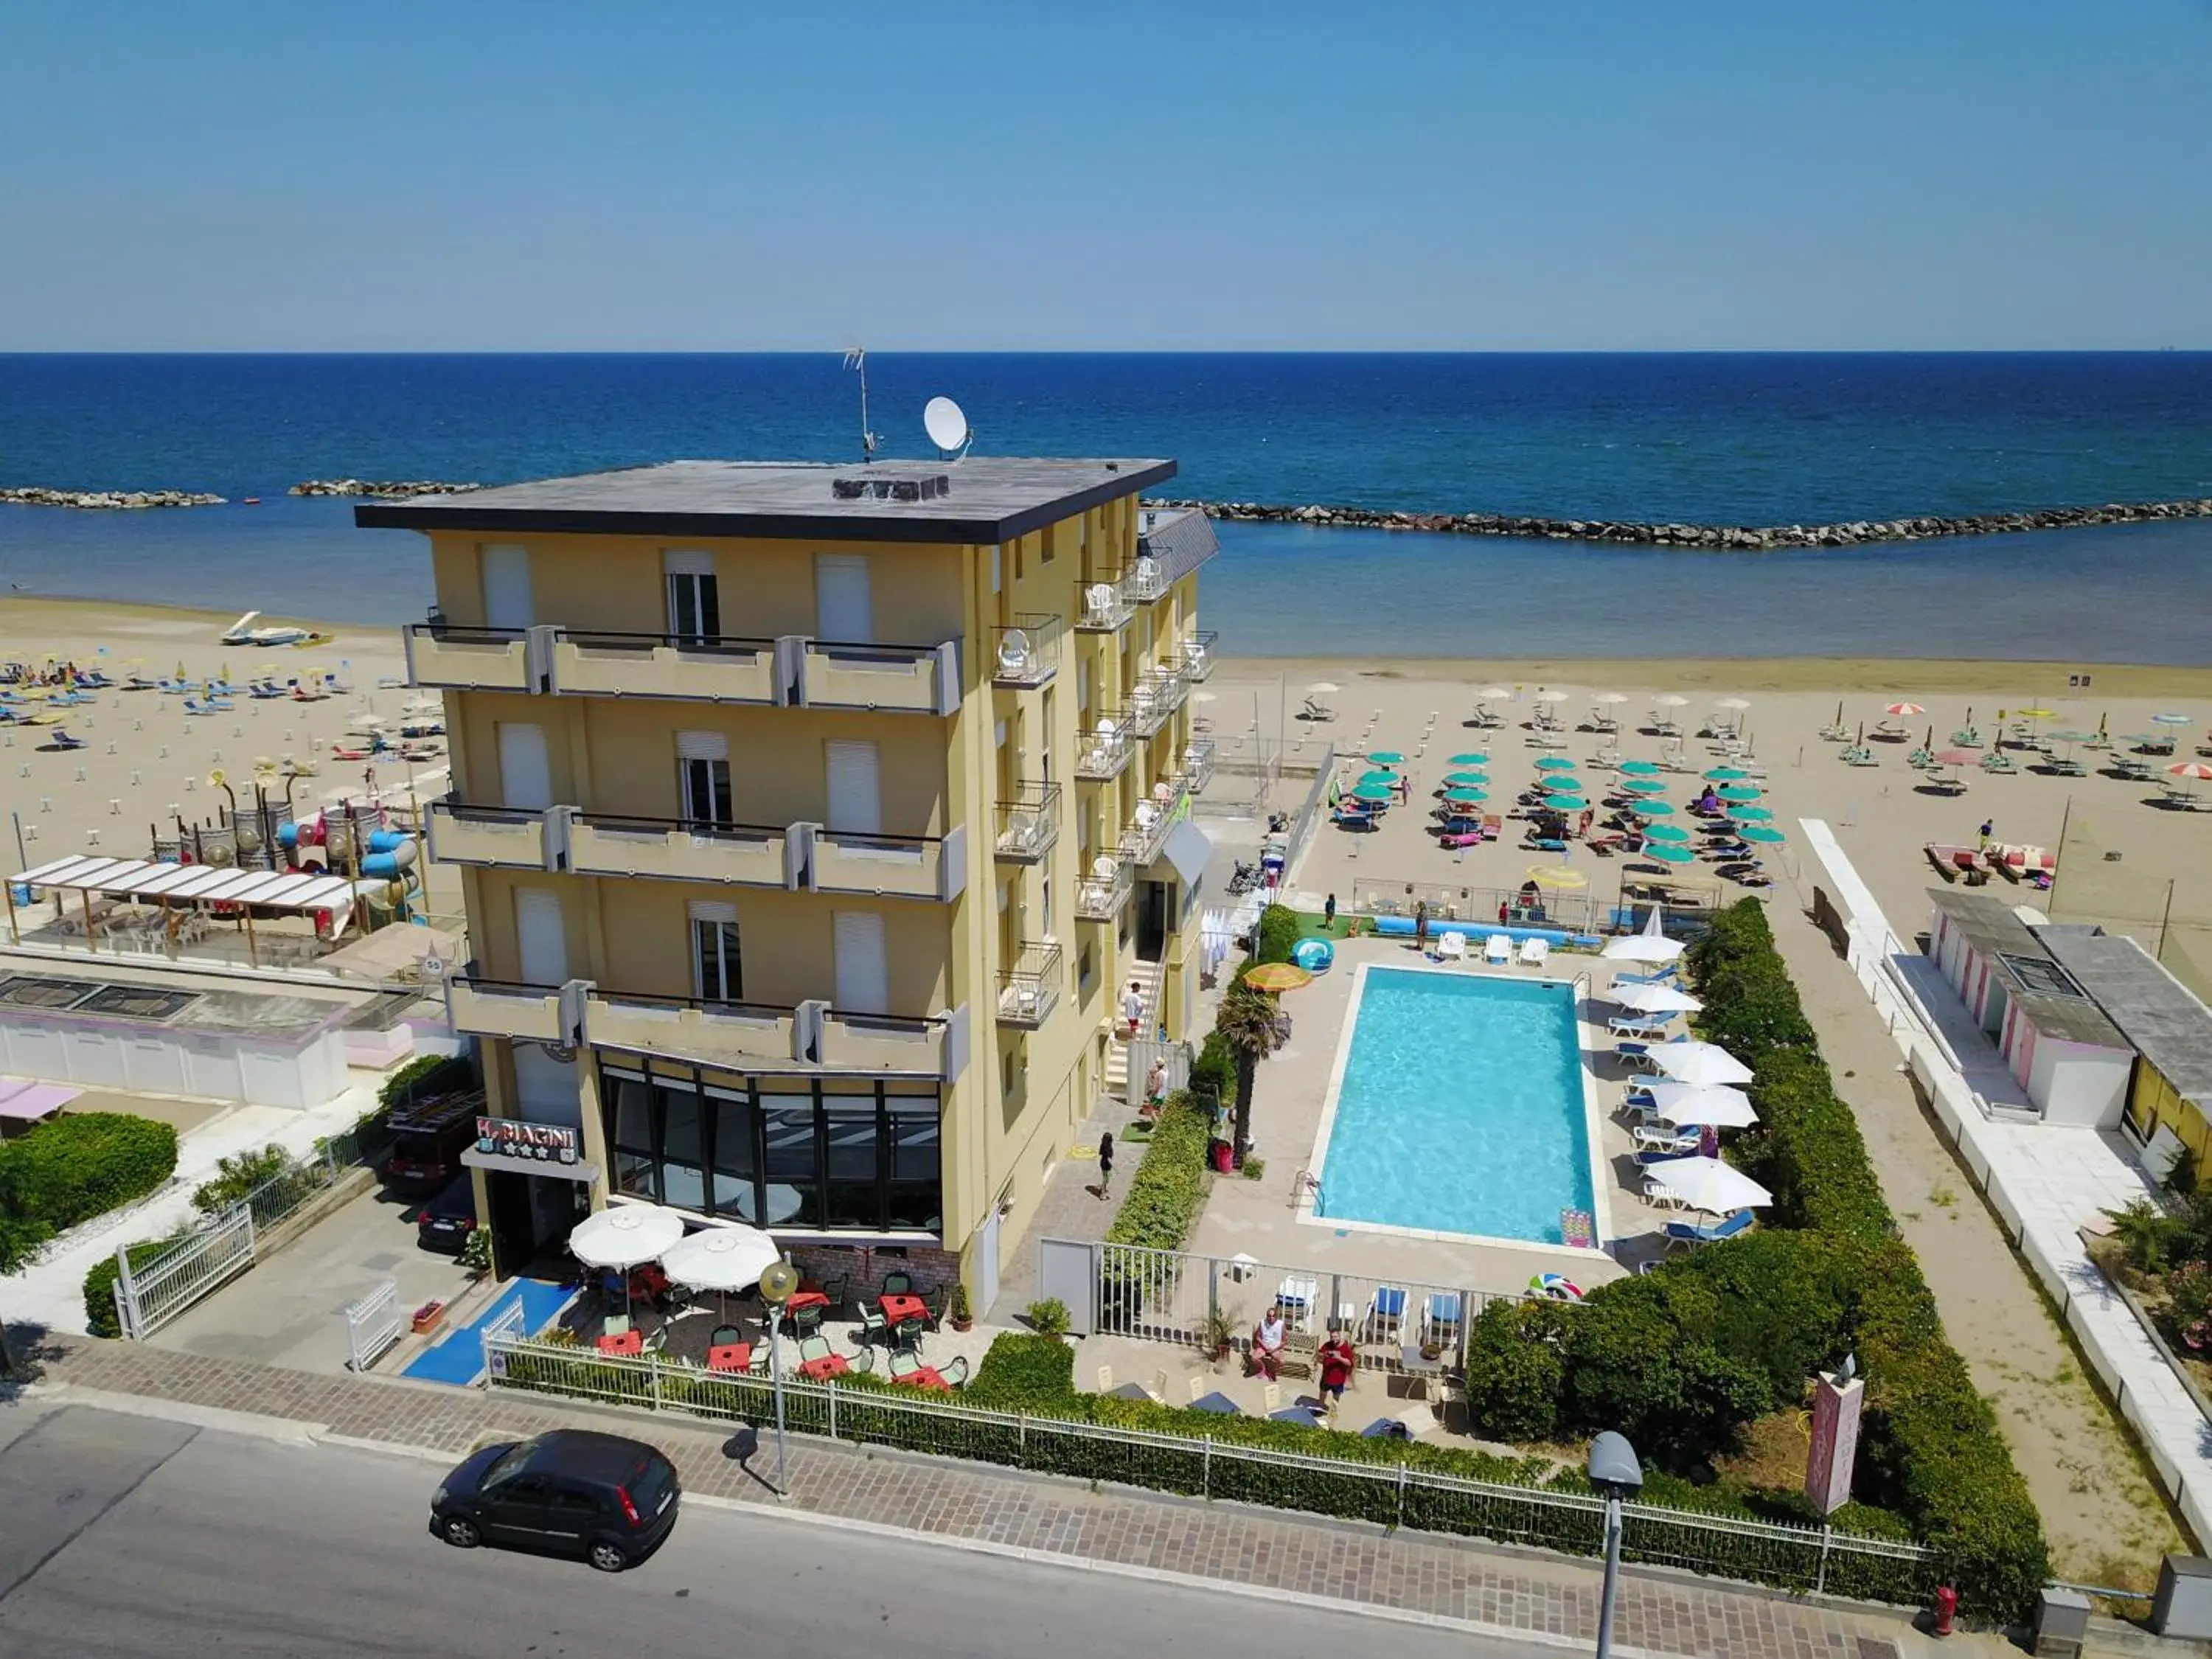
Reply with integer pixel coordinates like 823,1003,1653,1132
1324,892,1337,931
1096,1131,1115,1200
1249,1306,1288,1380
1318,1329,1357,1412
1579,807,1596,838
1978,818,1994,850
1144,1059,1167,1113
1414,900,1429,951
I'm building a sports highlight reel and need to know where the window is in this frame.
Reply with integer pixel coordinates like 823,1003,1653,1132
821,1094,880,1228
677,731,732,827
886,1099,940,1229
609,1075,660,1202
708,1087,759,1223
762,1092,819,1228
551,1489,604,1515
1041,873,1054,936
658,1083,706,1211
667,570,720,642
692,911,742,1002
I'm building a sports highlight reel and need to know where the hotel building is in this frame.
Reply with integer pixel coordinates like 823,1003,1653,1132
359,457,1217,1301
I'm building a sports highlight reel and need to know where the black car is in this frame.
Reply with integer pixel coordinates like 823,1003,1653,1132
414,1175,478,1253
431,1430,679,1572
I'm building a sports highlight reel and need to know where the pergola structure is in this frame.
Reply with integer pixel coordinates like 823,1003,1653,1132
10,853,367,964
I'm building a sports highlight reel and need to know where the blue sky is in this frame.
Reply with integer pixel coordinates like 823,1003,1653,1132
4,1,2208,349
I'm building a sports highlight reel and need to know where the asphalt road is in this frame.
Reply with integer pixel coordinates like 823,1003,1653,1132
0,1399,1566,1659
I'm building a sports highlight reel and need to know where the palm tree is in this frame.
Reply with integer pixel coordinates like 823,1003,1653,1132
2104,1198,2183,1276
1213,979,1281,1166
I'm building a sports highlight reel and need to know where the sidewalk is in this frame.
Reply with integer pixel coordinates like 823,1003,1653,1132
19,1333,1978,1659
987,1088,1135,1322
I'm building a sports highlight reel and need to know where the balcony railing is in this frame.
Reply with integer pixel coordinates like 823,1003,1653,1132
1126,665,1186,738
584,988,804,1071
817,1005,968,1082
1074,576,1134,633
1076,846,1135,922
549,629,784,705
447,971,583,1046
1177,629,1219,683
405,623,536,692
798,639,959,714
426,799,555,872
1183,737,1217,797
991,613,1062,690
810,825,966,902
996,942,1063,1029
569,813,801,888
994,782,1060,864
1127,554,1170,605
1075,716,1133,782
1125,773,1189,866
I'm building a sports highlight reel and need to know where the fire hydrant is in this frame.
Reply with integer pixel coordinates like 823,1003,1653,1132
1932,1583,1958,1638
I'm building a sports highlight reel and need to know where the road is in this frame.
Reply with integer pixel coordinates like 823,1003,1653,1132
0,1399,1565,1658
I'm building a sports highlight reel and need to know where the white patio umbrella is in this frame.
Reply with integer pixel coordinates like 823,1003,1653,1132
1642,1155,1770,1214
1602,906,1686,964
1612,981,1703,1015
1641,1082,1758,1129
1654,693,1690,709
571,1203,687,1268
1715,697,1752,712
1650,1041,1755,1088
661,1223,782,1326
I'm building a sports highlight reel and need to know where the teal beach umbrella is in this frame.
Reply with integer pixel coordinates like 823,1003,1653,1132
1444,771,1488,787
1535,756,1578,772
1642,823,1691,843
1543,793,1588,812
1618,759,1662,776
1621,778,1667,796
1369,751,1405,765
1357,770,1397,787
1738,824,1787,844
1352,782,1394,803
1715,785,1762,804
1448,752,1487,766
1632,799,1676,818
1729,806,1775,823
1642,842,1697,863
1703,767,1749,782
1444,786,1487,804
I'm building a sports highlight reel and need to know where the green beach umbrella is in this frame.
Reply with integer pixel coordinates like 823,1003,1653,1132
1642,823,1692,843
1369,751,1405,765
1739,824,1787,844
1621,778,1668,796
1357,769,1397,787
1728,805,1775,823
1535,756,1578,772
1642,842,1698,863
1448,752,1487,766
1543,793,1589,812
1444,786,1488,804
1444,771,1488,787
1715,785,1763,803
1703,767,1749,782
1352,782,1394,803
1618,759,1663,776
1632,799,1676,818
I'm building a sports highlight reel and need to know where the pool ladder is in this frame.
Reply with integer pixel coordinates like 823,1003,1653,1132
1291,1166,1324,1217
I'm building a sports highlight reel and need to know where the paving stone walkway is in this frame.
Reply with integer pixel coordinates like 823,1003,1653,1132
21,1335,1986,1659
987,1089,1136,1322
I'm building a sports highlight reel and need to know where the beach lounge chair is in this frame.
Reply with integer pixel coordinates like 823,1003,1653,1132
1523,835,1566,852
1436,931,1467,962
1641,1178,1688,1209
1843,745,1879,766
1467,702,1503,729
1635,1144,1700,1168
1612,963,1678,986
1633,1126,1700,1156
1905,745,1935,768
1298,695,1337,723
1607,1014,1672,1039
1519,936,1549,967
1436,829,1481,849
1663,1209,1758,1251
1484,934,1512,965
45,728,85,751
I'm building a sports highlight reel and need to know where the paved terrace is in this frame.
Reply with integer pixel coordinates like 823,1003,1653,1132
18,1335,1976,1659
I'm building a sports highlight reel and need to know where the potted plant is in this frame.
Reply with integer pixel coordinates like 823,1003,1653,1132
1025,1297,1070,1338
948,1282,973,1332
457,1226,492,1280
1199,1304,1239,1368
411,1299,446,1336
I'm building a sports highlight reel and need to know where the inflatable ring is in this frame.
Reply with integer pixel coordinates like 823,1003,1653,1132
1291,937,1335,973
1531,1273,1584,1301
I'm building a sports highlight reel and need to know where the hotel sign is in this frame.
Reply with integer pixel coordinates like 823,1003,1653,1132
1804,1368,1865,1516
476,1116,579,1164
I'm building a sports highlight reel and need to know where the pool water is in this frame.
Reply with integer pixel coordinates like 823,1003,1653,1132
1314,967,1593,1244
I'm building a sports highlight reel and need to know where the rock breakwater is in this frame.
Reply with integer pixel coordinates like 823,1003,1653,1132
1,487,224,509
1149,495,2212,549
290,479,481,498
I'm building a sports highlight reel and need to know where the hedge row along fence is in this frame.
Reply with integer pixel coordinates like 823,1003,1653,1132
0,1111,180,1274
1688,900,2049,1618
486,1329,1938,1606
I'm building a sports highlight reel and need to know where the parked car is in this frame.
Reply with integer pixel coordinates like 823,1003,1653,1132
383,1089,482,1194
414,1174,478,1253
430,1430,680,1573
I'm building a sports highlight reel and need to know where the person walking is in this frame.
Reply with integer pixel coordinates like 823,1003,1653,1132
1096,1131,1115,1200
1978,818,1994,851
1121,979,1145,1037
1414,900,1429,953
1324,892,1337,932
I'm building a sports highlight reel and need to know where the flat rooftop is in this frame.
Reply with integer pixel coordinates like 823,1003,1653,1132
2041,931,2212,1110
355,456,1178,546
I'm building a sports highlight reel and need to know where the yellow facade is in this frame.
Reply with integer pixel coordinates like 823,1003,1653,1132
2129,1059,2210,1179
406,475,1211,1295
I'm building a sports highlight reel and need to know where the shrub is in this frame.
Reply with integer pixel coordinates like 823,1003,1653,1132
1025,1298,1070,1338
1253,903,1302,966
0,1112,178,1270
1188,1031,1234,1112
1464,1299,1570,1442
967,1331,1077,1408
1104,1091,1212,1254
191,1144,291,1217
2171,1262,2212,1351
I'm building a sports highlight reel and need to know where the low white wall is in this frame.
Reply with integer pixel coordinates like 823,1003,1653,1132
0,1013,349,1110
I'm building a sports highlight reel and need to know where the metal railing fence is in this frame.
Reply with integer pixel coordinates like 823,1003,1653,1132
481,1332,1937,1605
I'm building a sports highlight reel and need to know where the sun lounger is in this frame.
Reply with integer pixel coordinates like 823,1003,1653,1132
1663,1208,1757,1251
1612,962,1678,986
1633,1125,1700,1155
1484,934,1512,966
1519,936,1549,967
1608,1015,1672,1039
1481,814,1503,841
1436,931,1467,961
1298,696,1336,722
1437,829,1481,849
1949,727,1982,748
45,728,85,751
1523,835,1567,852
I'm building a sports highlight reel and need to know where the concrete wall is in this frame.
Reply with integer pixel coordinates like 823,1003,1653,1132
2031,1036,2133,1128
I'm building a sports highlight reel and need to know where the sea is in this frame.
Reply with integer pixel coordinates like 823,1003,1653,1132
3,352,2210,663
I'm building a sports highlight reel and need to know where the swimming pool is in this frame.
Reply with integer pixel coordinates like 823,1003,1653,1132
1311,966,1596,1245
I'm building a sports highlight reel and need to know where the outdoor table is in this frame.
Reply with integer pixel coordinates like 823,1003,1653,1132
797,1352,849,1381
1268,1404,1327,1426
597,1330,644,1357
899,1366,953,1391
779,1290,831,1329
1399,1345,1446,1399
880,1293,928,1326
708,1342,752,1374
1191,1391,1242,1415
1107,1382,1155,1402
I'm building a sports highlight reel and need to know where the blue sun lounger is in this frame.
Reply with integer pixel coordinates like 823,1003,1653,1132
1663,1209,1757,1251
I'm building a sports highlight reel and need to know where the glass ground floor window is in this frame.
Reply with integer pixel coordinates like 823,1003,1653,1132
601,1058,941,1235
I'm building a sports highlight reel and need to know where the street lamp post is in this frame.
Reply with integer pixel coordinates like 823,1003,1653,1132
757,1258,799,1498
1588,1430,1644,1659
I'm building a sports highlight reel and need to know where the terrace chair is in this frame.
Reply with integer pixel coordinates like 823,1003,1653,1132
790,1303,824,1340
796,1335,835,1368
856,1301,888,1346
842,1344,876,1374
1363,1287,1410,1346
1518,936,1549,967
883,1270,914,1296
818,1273,852,1314
939,1354,970,1388
888,1349,922,1382
1276,1275,1320,1328
1484,934,1512,965
1423,1293,1463,1352
1663,1209,1757,1251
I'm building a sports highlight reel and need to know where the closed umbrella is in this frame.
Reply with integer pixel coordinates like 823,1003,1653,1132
1641,1082,1756,1128
1644,1156,1771,1214
1652,1042,1754,1087
1613,981,1703,1015
1641,843,1697,863
1619,759,1663,776
1641,822,1691,842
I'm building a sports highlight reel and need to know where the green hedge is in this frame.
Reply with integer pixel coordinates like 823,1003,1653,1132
1683,900,2049,1619
0,1112,179,1273
1253,903,1302,966
82,1235,187,1337
1103,1091,1214,1256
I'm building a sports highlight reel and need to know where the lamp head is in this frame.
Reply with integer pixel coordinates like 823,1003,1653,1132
1587,1430,1644,1497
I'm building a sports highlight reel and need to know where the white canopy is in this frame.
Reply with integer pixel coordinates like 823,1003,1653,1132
1641,1082,1758,1129
569,1203,686,1270
1650,1041,1755,1088
1643,1155,1771,1214
18,853,359,916
1612,981,1703,1015
1602,906,1686,964
661,1224,781,1293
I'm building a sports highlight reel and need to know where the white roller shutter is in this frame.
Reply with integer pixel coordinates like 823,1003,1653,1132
687,899,738,925
833,910,889,1014
675,730,728,762
815,553,872,642
515,888,568,985
825,740,881,833
662,549,714,575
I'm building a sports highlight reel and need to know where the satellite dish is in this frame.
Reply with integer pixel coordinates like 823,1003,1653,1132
923,396,972,458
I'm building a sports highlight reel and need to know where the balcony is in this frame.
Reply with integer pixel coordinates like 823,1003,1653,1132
991,613,1062,690
1183,737,1217,797
994,782,1060,865
1125,774,1189,866
585,988,804,1071
996,942,1063,1029
447,972,583,1046
1074,576,1133,633
798,639,959,714
1178,629,1219,683
1127,554,1171,605
550,629,784,705
1076,845,1135,922
570,813,800,888
817,1005,968,1082
405,623,536,692
810,826,966,902
426,799,554,872
1075,716,1133,782
1126,665,1186,738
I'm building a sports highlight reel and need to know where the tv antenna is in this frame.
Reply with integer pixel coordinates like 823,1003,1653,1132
841,347,881,461
924,395,973,462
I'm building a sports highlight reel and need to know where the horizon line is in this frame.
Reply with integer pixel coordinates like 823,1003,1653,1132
4,347,2211,359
